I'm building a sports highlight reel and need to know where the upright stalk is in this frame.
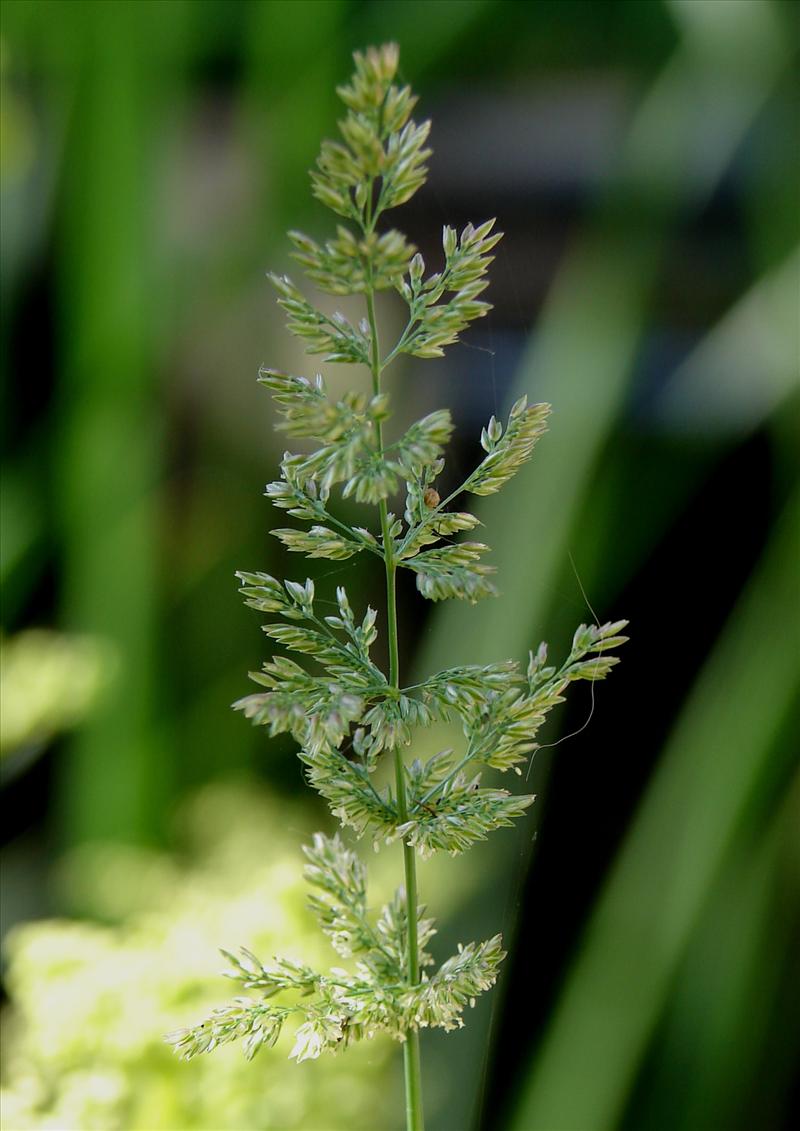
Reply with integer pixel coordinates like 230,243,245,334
366,287,425,1131
169,48,628,1131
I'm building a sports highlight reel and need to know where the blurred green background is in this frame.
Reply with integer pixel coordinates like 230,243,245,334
1,1,798,1129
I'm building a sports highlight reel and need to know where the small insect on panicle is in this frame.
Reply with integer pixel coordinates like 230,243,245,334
423,487,440,508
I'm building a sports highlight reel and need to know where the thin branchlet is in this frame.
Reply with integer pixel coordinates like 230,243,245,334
167,44,627,1127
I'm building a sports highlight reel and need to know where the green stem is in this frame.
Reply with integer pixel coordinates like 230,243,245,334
366,286,425,1131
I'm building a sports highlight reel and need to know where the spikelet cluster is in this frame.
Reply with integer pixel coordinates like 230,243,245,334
168,43,626,1066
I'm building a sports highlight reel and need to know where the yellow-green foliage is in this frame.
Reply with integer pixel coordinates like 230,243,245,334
0,783,398,1130
0,631,114,760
